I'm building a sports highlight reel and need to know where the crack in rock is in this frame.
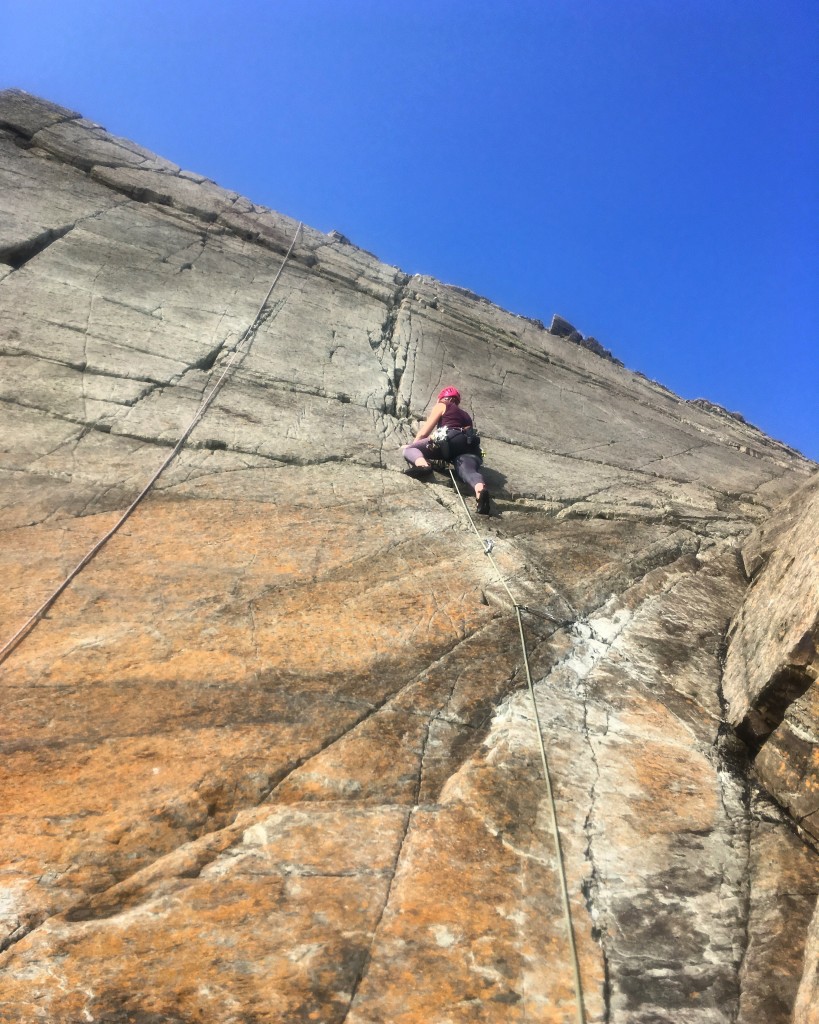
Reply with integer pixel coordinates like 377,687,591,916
0,223,73,270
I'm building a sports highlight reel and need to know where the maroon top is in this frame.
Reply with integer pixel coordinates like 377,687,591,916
440,403,473,430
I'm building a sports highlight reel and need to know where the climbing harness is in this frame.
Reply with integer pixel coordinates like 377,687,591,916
447,467,586,1024
427,425,481,462
0,222,304,668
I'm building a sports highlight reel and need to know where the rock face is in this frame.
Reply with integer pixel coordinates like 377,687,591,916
721,477,819,1022
1,89,818,1023
724,476,819,844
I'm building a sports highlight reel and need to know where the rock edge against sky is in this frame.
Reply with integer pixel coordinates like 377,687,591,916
1,89,818,1024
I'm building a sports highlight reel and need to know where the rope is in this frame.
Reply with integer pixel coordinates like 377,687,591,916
0,222,303,667
447,470,517,607
447,468,585,1024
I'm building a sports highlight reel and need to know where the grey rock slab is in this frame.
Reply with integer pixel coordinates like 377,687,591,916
1,195,400,433
486,436,762,528
0,353,151,422
74,195,212,262
114,381,385,469
0,134,122,266
752,466,818,511
0,89,80,137
636,441,790,495
0,426,196,531
741,471,819,578
90,165,240,223
226,262,395,406
396,290,807,509
1,268,100,346
0,229,280,387
723,476,819,727
490,513,699,616
31,117,181,173
0,401,83,472
211,200,403,307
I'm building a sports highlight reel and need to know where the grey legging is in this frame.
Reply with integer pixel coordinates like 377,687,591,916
404,438,485,491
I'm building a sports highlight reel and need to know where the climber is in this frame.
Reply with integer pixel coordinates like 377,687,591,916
402,386,491,514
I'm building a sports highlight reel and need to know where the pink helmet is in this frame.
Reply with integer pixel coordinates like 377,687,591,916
437,386,461,403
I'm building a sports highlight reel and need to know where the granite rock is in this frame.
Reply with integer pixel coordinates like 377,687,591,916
796,896,819,1023
549,314,578,338
1,89,818,1023
723,474,819,845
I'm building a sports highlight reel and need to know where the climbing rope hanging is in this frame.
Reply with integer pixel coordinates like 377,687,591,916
447,468,585,1024
0,222,303,667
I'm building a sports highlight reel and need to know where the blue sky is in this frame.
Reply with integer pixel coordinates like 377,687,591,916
3,0,817,460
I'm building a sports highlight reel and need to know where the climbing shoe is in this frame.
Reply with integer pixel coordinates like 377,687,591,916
476,488,491,515
404,464,433,478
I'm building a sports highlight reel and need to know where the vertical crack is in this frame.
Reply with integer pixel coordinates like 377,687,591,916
579,687,612,1023
339,805,414,1024
369,274,410,417
339,632,477,1020
715,622,753,1022
732,792,753,1024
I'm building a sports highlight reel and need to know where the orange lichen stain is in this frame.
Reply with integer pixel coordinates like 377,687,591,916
601,698,719,835
2,805,410,1023
626,740,717,833
276,708,428,805
3,497,488,688
0,510,124,618
1,493,500,1002
341,803,604,1023
0,490,544,1022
